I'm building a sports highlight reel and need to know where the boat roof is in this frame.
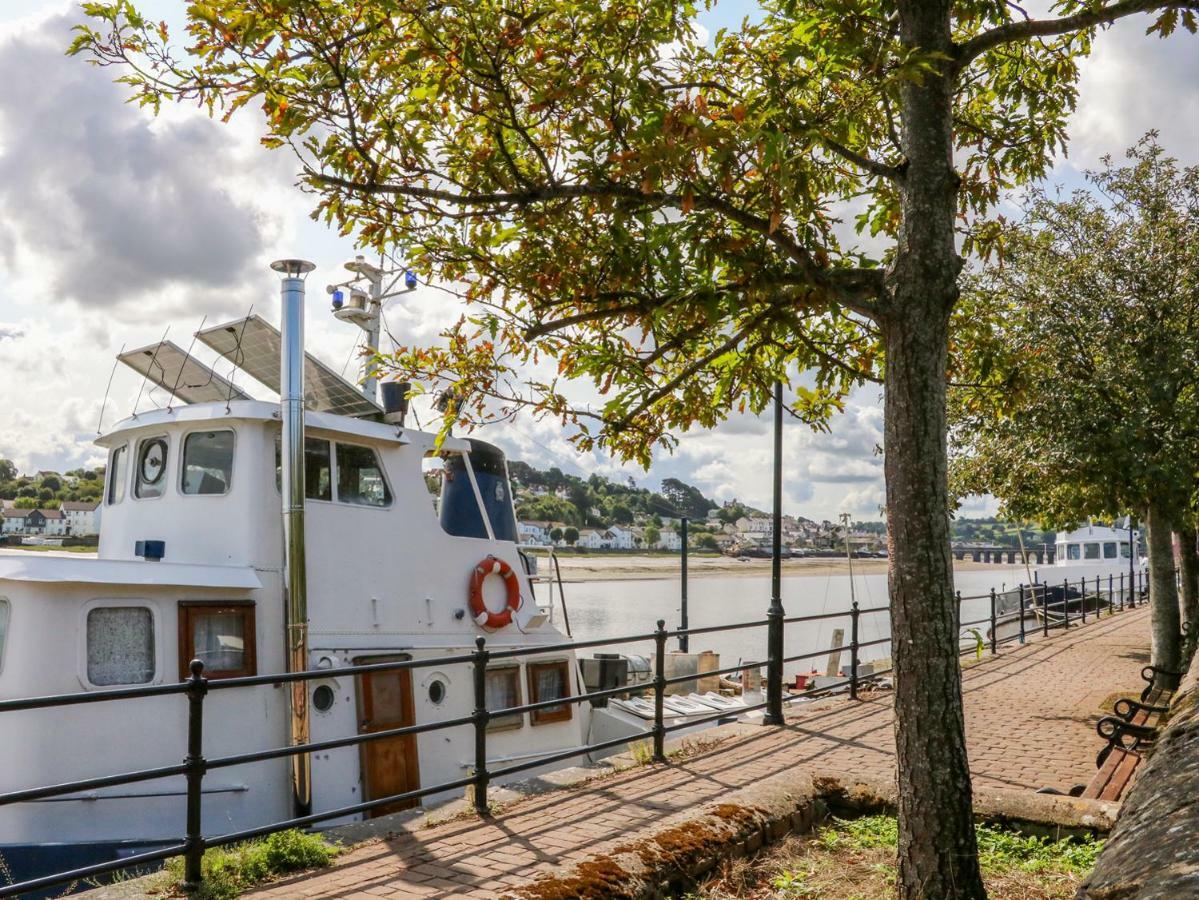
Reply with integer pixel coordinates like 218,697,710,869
1056,524,1133,542
0,552,263,589
95,400,471,453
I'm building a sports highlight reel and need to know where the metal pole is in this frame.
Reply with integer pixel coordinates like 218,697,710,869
1063,578,1070,629
764,381,785,726
989,588,997,654
849,601,860,700
1081,576,1088,624
1119,572,1125,611
182,660,208,891
679,517,689,653
653,620,667,762
1018,584,1026,644
1129,516,1137,607
1042,583,1050,637
273,257,315,818
472,637,490,816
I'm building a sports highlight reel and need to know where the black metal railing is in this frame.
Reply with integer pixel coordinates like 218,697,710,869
0,568,1147,898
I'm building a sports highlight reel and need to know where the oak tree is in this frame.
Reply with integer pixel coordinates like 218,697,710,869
951,136,1199,674
73,2,1199,895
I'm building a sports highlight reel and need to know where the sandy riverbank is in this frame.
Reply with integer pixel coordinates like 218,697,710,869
551,554,1020,583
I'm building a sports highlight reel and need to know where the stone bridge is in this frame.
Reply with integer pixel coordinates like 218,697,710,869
952,543,1054,564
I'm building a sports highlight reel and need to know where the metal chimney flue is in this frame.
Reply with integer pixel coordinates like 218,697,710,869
272,257,315,816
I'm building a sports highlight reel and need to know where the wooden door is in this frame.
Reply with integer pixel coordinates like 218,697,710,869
355,659,420,817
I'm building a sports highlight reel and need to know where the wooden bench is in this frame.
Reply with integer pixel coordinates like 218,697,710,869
1080,665,1180,801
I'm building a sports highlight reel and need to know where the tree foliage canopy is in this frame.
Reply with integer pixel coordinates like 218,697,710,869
71,0,1194,463
950,135,1199,527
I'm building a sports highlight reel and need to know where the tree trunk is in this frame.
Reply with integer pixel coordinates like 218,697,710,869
883,3,985,897
1145,503,1182,675
1177,523,1198,657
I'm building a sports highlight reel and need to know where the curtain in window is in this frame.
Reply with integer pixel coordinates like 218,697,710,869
192,611,245,672
486,669,521,727
534,665,566,715
87,607,154,685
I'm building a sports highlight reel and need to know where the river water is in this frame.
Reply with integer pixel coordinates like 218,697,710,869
556,565,1030,679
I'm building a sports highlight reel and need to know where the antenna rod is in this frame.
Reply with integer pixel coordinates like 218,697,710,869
167,315,206,412
96,343,126,435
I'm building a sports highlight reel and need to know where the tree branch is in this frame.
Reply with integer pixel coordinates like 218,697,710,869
953,0,1199,72
823,137,905,181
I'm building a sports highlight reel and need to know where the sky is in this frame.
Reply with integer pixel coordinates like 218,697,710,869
0,2,1196,521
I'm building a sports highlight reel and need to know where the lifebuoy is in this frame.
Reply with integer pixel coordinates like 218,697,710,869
469,555,521,628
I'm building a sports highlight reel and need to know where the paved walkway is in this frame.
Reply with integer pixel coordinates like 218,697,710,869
251,607,1151,898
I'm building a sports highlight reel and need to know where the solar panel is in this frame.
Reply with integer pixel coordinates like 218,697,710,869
119,340,253,405
196,315,382,418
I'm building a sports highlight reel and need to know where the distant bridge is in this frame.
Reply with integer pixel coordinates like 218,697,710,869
951,543,1055,565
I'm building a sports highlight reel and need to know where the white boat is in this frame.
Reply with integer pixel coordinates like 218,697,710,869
985,523,1144,643
0,258,744,891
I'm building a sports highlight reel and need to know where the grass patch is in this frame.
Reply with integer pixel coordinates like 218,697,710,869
691,815,1103,899
161,830,336,899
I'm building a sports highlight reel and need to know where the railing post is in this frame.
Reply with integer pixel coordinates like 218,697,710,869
764,604,785,724
1018,584,1026,644
1063,578,1071,629
679,518,689,652
1108,574,1113,616
1081,576,1088,624
1042,583,1050,637
182,659,208,893
1118,572,1125,611
989,588,997,654
653,619,667,762
849,601,860,700
471,637,490,817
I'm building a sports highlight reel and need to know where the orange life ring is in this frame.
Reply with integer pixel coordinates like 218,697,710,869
469,555,521,628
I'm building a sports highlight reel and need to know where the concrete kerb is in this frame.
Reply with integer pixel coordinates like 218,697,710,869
507,772,1118,900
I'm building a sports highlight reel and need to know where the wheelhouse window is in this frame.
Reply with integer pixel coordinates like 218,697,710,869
1121,542,1132,558
336,443,392,507
134,436,169,499
1067,544,1081,560
182,430,234,495
0,598,9,673
275,438,332,501
485,665,523,730
107,444,128,505
87,606,154,686
527,660,572,725
1103,542,1118,559
1084,543,1100,560
178,602,256,680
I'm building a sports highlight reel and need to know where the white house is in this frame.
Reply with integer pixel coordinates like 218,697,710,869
41,509,67,536
61,500,100,536
735,516,773,535
657,529,683,551
605,525,636,550
517,519,554,545
577,528,608,549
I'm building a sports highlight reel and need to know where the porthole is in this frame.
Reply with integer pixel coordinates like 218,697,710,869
428,679,447,706
312,684,336,713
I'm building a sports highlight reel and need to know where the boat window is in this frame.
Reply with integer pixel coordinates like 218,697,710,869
87,606,154,686
1084,543,1100,560
0,598,9,674
107,444,128,505
336,443,392,507
274,438,333,501
1121,542,1131,558
1103,542,1118,559
178,602,256,680
1067,543,1081,560
182,431,235,495
527,660,572,725
485,665,523,730
134,436,169,499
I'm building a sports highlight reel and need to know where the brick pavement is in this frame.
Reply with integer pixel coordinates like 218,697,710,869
250,606,1150,899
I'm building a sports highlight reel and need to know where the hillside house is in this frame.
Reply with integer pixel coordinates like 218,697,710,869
61,500,100,535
